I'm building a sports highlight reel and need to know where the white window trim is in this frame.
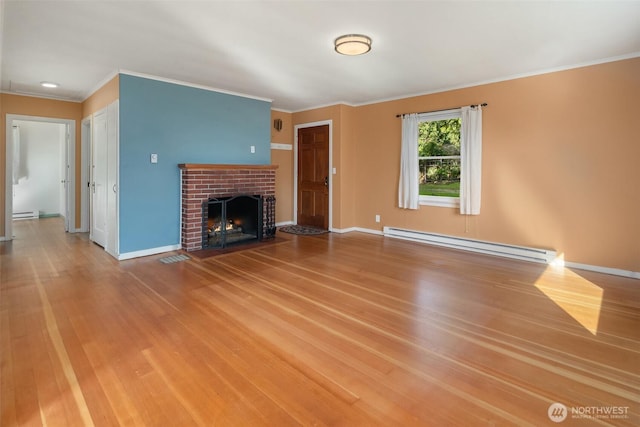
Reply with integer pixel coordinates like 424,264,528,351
419,195,460,208
417,109,461,208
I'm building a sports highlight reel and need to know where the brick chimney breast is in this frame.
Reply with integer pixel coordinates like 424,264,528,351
178,164,277,251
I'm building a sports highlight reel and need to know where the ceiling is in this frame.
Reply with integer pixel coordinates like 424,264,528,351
1,1,639,112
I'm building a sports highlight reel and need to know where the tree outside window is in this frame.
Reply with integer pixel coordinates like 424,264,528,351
418,118,461,198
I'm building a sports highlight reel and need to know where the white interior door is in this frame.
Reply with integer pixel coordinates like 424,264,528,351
91,111,108,247
105,101,119,256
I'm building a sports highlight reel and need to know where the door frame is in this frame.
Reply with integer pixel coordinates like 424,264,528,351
293,120,333,230
87,102,119,257
90,107,108,249
80,116,91,233
4,114,77,241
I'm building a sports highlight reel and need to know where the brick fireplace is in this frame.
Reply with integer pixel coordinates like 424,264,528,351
178,164,277,251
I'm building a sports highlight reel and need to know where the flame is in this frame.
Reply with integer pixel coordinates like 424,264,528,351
211,221,235,233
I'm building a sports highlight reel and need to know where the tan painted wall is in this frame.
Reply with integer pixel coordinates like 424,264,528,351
83,75,119,117
290,58,639,272
1,94,83,234
270,110,294,223
335,104,357,230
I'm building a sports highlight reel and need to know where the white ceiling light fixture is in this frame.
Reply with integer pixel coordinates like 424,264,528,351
40,81,59,88
334,34,372,56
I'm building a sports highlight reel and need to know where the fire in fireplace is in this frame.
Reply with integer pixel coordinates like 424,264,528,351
203,194,275,249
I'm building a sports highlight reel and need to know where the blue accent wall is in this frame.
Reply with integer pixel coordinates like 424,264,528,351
119,74,271,254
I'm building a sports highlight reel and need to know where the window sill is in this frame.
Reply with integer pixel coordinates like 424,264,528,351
419,196,460,208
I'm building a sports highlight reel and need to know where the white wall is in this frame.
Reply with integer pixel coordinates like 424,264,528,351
12,120,65,216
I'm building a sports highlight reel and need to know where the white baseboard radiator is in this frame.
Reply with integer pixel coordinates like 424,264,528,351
13,210,39,220
383,227,557,264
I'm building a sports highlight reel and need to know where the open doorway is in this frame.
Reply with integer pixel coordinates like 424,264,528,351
4,115,76,240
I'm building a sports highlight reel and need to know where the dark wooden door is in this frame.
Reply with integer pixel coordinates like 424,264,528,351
297,125,329,229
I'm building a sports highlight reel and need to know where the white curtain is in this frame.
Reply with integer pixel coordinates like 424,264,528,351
460,106,482,215
12,125,21,185
398,113,419,209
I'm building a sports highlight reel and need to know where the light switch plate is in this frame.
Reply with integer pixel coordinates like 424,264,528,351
151,153,158,163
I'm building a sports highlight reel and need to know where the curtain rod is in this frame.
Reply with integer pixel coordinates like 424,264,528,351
396,103,487,118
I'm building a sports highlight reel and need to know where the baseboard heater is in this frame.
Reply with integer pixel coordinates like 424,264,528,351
13,210,39,220
383,227,556,264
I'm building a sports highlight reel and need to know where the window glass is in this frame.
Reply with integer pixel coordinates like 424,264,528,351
418,117,461,200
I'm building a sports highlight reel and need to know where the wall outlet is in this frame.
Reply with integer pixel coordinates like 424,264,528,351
250,145,256,153
375,214,381,223
150,153,158,164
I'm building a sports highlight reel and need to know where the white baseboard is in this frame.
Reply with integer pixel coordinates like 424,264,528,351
276,220,294,227
330,226,355,234
559,260,639,280
354,227,384,235
117,244,182,261
331,226,383,235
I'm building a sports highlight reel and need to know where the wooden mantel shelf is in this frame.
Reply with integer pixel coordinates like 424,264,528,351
178,164,278,170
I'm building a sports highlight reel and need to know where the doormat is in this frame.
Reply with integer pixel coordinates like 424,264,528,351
159,254,190,264
190,238,282,259
279,225,328,235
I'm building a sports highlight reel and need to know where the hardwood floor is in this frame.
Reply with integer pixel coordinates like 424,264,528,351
1,218,638,426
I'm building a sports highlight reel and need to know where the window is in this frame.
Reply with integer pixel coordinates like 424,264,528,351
399,106,482,213
417,110,461,207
